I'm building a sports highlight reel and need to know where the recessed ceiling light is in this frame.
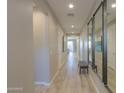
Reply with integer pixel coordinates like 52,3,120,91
69,3,74,9
71,25,74,28
72,32,74,33
112,3,116,8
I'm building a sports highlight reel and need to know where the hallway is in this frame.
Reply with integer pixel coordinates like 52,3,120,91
35,53,96,93
7,0,116,93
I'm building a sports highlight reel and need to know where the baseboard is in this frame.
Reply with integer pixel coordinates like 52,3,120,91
35,63,65,87
35,57,66,87
50,61,65,83
35,82,50,86
35,69,60,87
49,57,66,85
49,70,59,85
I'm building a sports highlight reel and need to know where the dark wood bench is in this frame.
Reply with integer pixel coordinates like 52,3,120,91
89,61,97,73
78,61,89,74
92,65,97,73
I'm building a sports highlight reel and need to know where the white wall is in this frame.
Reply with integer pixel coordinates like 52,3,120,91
57,26,65,69
77,37,80,56
8,0,34,93
34,0,66,85
33,7,50,84
79,35,83,61
48,14,58,80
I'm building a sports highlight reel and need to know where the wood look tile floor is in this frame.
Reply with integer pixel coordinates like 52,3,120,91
108,68,116,93
35,52,96,93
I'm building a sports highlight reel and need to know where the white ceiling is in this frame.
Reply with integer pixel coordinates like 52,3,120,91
46,0,116,33
46,0,101,33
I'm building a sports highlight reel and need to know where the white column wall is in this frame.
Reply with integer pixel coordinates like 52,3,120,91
80,34,83,61
34,0,66,84
80,27,88,62
33,7,50,84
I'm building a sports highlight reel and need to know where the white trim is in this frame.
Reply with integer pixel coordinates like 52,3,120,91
35,70,60,87
35,54,67,87
7,87,23,91
35,82,50,86
49,70,59,85
49,54,67,85
35,68,61,86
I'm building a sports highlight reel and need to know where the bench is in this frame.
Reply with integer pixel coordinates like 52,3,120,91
78,61,89,74
92,65,97,73
89,61,97,73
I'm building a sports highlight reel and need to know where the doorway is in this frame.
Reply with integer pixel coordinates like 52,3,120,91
67,40,74,53
67,39,77,53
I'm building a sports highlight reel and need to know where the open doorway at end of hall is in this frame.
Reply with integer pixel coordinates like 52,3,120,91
67,36,79,55
67,40,76,53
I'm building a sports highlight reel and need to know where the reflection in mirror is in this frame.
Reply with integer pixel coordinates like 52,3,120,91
94,6,103,80
107,0,116,92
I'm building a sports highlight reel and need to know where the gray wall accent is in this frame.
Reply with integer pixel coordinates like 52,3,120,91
8,0,34,93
